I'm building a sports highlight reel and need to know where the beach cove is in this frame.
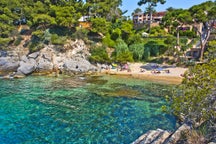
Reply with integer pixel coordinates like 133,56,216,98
100,63,188,85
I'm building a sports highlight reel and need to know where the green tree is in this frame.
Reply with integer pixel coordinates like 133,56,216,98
121,20,134,44
189,1,216,61
50,5,81,28
86,0,122,21
150,26,167,37
114,39,129,55
144,41,160,57
102,33,115,47
164,36,176,56
132,8,142,15
115,51,134,63
0,7,16,37
89,46,110,63
129,43,144,61
170,59,216,124
161,9,193,47
205,40,216,61
113,39,134,63
33,14,56,30
90,17,111,35
111,28,122,41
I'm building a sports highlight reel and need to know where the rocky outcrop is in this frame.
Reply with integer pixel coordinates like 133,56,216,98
0,50,7,57
28,51,39,59
132,129,171,144
132,123,191,144
0,39,97,77
63,57,96,74
0,46,29,75
164,124,191,144
17,56,36,75
0,57,20,73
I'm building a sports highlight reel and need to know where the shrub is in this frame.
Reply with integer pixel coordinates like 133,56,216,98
127,33,143,45
129,43,144,61
144,41,159,57
32,30,44,40
170,59,216,124
143,47,150,60
102,34,115,47
29,42,44,53
90,17,110,35
179,30,197,38
111,28,121,41
114,39,129,55
72,28,89,40
0,38,11,49
115,51,134,63
51,34,66,45
158,44,168,55
14,36,23,46
89,46,110,63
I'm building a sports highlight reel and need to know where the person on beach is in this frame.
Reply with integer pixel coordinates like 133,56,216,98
140,68,145,73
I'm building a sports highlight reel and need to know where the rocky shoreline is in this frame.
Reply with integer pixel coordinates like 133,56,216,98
0,39,97,78
132,123,191,144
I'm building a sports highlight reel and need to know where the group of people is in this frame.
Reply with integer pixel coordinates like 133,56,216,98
98,63,132,72
116,63,131,72
98,63,171,74
151,69,170,74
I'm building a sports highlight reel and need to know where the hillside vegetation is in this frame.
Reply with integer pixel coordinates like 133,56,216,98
0,0,215,64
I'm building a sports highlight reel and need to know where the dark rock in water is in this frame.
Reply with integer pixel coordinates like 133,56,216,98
0,57,19,72
51,77,86,89
86,78,108,85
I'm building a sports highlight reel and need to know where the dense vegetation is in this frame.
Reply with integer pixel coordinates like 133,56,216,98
1,0,215,64
166,37,216,143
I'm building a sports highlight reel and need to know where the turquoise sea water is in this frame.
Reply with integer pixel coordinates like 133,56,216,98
0,75,177,144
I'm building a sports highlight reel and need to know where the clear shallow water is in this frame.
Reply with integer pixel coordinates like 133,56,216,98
0,75,177,144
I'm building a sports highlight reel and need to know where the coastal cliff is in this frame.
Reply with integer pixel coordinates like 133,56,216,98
0,39,97,78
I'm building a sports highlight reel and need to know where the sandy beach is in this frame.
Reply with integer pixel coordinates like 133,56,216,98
100,63,188,85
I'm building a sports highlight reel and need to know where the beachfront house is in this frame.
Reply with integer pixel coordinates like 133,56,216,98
78,16,91,29
133,11,166,29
